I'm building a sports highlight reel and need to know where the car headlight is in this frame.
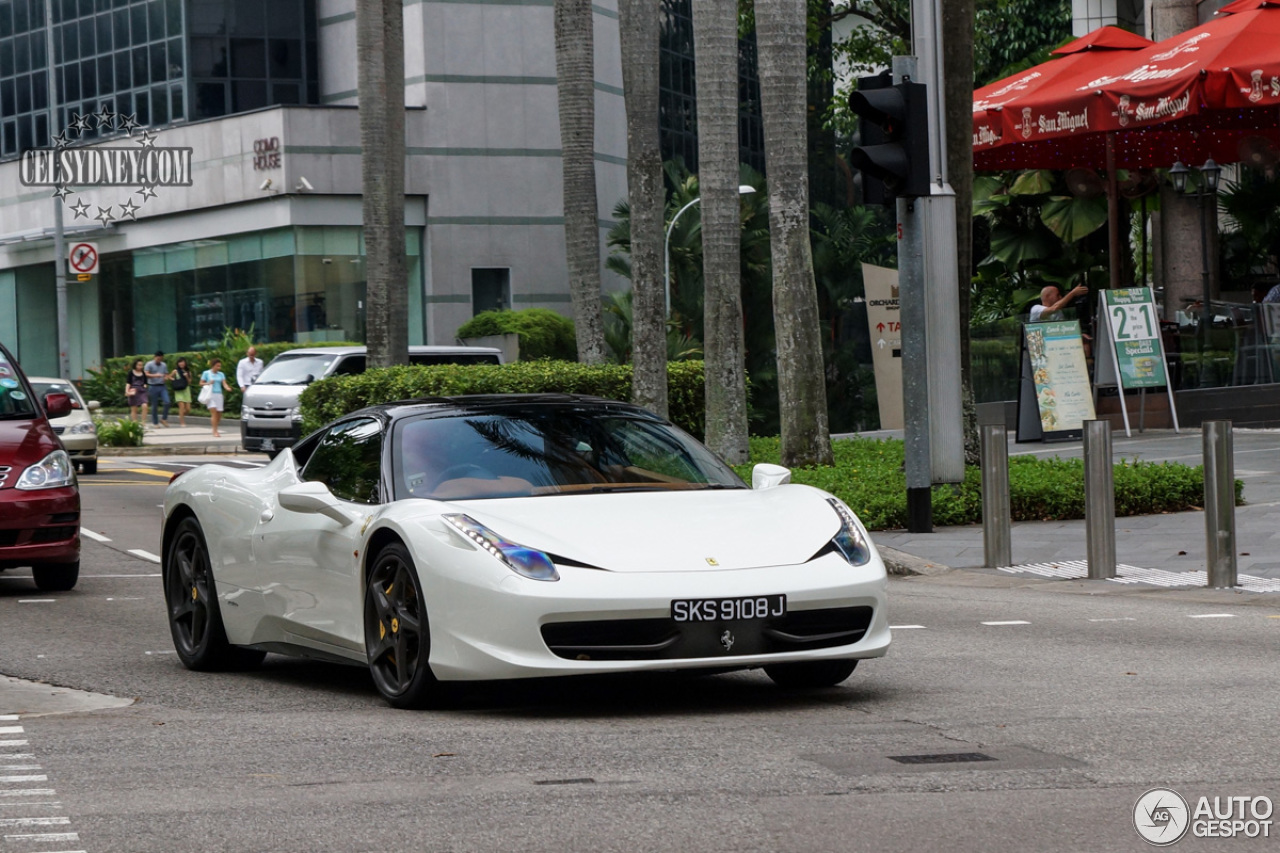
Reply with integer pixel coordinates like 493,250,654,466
826,498,873,566
291,410,304,422
16,450,76,490
66,421,96,435
442,514,559,581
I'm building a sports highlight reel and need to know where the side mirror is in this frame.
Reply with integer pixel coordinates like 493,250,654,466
43,392,72,419
87,400,101,411
277,481,353,525
751,463,791,490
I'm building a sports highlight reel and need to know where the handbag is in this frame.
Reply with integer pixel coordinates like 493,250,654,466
171,370,189,391
197,374,214,406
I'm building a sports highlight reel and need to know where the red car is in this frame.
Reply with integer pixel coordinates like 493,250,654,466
0,343,80,591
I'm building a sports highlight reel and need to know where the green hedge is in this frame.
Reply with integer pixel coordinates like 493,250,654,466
81,341,358,414
456,309,577,361
733,436,1242,531
299,360,707,437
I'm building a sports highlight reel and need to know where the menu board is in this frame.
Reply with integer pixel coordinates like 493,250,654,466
1021,320,1096,440
1100,287,1168,388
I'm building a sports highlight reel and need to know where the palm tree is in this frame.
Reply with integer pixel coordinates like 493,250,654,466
555,0,609,364
358,0,408,368
753,0,833,467
618,0,668,416
692,0,750,463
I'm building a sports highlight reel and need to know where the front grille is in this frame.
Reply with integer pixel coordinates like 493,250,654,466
49,512,80,524
248,411,289,419
0,530,18,547
52,426,66,435
0,466,10,488
246,427,294,438
31,526,77,544
541,606,874,661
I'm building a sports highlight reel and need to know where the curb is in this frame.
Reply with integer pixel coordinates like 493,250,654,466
98,444,253,456
879,545,953,577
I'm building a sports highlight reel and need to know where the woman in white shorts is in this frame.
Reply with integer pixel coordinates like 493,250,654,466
200,358,234,437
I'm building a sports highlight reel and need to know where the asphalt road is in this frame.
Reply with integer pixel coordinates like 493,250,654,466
1,457,1278,853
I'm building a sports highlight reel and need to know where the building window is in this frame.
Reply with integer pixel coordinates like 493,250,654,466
471,268,511,316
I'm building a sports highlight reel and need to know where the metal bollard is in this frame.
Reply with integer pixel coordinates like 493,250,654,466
1202,420,1237,588
1083,419,1116,579
981,424,1012,568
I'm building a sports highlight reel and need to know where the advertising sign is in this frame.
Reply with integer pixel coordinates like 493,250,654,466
1018,320,1096,441
1102,287,1167,388
862,264,903,430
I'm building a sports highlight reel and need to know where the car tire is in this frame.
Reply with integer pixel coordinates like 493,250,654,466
81,459,97,475
364,542,437,709
764,659,858,689
163,515,265,672
32,562,79,592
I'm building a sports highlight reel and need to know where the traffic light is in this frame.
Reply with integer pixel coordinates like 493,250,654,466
849,73,930,202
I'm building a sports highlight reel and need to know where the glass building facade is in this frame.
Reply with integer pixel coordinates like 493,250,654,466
0,0,318,159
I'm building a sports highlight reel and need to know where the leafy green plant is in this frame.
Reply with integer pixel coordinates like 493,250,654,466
94,417,145,447
456,309,577,361
299,360,710,438
732,436,1241,531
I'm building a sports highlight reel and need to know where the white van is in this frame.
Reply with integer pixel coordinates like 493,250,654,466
239,345,503,455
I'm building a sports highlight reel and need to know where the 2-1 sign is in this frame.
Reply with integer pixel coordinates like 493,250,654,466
68,242,99,275
1102,287,1167,389
1109,301,1157,342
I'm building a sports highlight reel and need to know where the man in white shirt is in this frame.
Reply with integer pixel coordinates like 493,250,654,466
1029,283,1088,322
236,346,264,392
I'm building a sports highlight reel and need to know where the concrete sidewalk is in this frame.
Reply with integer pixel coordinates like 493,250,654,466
97,415,252,455
875,427,1280,583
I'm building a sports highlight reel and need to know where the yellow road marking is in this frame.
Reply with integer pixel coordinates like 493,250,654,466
80,480,170,486
120,467,177,479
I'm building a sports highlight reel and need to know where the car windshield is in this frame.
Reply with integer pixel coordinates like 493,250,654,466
0,354,36,419
394,407,747,501
30,381,84,409
254,354,339,385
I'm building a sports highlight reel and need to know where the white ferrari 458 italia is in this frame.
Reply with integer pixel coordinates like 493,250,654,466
161,395,890,707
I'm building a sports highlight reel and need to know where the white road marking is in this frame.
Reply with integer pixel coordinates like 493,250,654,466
16,600,55,605
84,573,161,578
0,801,59,807
105,597,145,601
0,716,16,721
0,755,32,760
0,766,41,771
1188,613,1237,619
126,549,161,563
981,620,1031,626
78,529,110,543
0,790,55,798
144,650,177,655
0,776,47,783
3,832,79,842
889,625,927,629
0,727,23,735
0,817,69,827
1088,617,1137,622
0,741,29,748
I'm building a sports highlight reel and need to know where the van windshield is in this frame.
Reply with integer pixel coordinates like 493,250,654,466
253,354,341,386
0,354,36,419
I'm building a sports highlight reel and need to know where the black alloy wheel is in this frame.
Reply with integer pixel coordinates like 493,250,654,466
163,516,264,671
364,542,437,708
764,659,858,689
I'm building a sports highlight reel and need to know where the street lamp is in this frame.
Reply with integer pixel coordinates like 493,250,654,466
1170,159,1221,387
663,184,756,318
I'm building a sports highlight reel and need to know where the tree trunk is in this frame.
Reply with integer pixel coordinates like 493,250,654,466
692,0,749,462
358,0,407,368
942,0,978,464
618,0,668,416
555,0,608,364
754,0,833,467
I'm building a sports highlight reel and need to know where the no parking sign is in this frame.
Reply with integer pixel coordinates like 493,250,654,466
69,242,99,276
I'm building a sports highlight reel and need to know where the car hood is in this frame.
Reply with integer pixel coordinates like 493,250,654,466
453,486,844,572
0,417,60,488
242,384,306,410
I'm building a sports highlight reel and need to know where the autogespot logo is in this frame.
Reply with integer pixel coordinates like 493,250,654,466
1134,788,1190,846
17,108,192,227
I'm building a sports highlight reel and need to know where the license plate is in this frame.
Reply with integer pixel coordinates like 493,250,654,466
261,438,275,451
672,594,786,622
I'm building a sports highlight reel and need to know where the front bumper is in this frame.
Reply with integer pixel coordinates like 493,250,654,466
418,547,891,681
57,433,98,461
0,486,80,569
240,416,302,452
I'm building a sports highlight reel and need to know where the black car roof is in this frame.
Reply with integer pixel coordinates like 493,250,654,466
348,393,663,423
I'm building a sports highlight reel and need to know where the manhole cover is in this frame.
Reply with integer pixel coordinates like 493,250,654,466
889,752,996,765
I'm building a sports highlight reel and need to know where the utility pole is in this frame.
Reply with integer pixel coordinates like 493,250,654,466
45,1,70,381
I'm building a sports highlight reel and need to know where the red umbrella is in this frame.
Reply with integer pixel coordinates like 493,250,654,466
972,27,1153,156
977,0,1280,170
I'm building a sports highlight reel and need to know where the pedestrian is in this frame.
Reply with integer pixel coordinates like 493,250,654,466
169,357,194,427
200,358,233,437
1029,283,1088,322
144,350,170,428
125,359,148,422
236,345,264,393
